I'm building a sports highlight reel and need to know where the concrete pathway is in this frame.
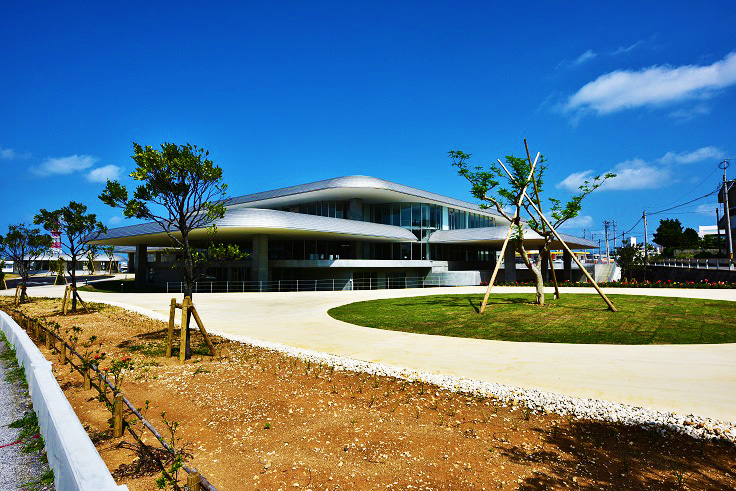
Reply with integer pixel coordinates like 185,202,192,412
5,284,736,422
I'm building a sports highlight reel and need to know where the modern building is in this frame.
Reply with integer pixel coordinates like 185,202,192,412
89,176,595,290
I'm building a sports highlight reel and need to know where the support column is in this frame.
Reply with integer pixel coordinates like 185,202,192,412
251,235,269,289
127,253,135,273
135,244,148,288
563,250,573,282
503,244,516,283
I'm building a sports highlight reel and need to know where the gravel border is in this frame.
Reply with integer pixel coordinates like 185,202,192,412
85,299,736,444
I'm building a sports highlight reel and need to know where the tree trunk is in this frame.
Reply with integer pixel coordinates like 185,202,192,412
517,243,545,306
70,259,77,311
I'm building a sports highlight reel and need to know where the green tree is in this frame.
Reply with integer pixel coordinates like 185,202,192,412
451,149,614,306
0,224,52,302
100,142,241,359
34,202,106,311
681,227,701,249
86,244,100,275
103,245,117,273
653,218,683,256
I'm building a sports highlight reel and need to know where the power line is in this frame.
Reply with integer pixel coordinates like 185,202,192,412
648,188,718,216
648,162,721,209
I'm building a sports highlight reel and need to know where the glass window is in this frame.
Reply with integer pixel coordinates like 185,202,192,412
401,203,411,227
392,204,400,226
421,204,430,228
411,203,420,228
336,202,344,219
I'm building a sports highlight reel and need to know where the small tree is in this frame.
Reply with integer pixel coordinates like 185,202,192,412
86,244,100,275
681,227,701,250
451,148,614,306
100,142,238,359
0,224,52,302
103,245,117,273
34,202,107,311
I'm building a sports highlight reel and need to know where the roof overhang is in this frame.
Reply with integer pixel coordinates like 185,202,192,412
428,227,596,249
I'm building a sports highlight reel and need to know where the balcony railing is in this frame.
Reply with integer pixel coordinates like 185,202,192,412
649,258,734,270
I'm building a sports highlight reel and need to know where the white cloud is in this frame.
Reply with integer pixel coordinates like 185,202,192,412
108,216,123,225
86,164,122,183
558,215,593,229
612,41,643,56
0,147,30,160
564,51,736,115
556,146,723,193
668,103,711,122
31,154,98,176
658,146,724,165
695,203,719,215
572,49,596,66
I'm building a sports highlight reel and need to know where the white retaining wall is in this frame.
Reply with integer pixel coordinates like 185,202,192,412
0,310,127,491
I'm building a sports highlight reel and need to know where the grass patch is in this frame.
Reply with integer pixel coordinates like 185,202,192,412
328,293,736,344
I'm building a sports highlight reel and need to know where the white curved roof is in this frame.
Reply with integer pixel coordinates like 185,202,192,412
89,208,418,246
429,227,597,249
226,175,502,218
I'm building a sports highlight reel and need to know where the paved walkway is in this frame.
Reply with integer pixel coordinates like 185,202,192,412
5,284,736,422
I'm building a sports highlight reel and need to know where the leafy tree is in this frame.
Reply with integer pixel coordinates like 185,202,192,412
34,202,107,311
86,244,100,275
0,224,52,302
100,142,243,359
103,245,117,273
451,149,614,306
681,227,701,249
615,244,645,278
653,218,683,256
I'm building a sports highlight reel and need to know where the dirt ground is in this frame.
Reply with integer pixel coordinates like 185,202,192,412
4,297,736,490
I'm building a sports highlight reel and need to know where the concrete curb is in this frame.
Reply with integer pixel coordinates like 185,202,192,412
0,310,127,491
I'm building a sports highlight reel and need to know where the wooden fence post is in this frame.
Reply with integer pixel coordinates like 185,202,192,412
166,298,176,358
44,328,51,350
113,393,124,437
34,320,41,339
83,366,91,390
179,296,190,363
187,470,201,491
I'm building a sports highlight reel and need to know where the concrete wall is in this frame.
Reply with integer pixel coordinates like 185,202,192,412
0,311,126,491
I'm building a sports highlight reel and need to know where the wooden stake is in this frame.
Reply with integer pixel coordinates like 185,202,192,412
187,470,201,491
166,298,176,358
83,367,91,390
61,286,69,315
497,159,617,312
179,296,190,363
479,154,540,314
190,305,216,356
34,319,41,339
113,393,124,437
44,329,51,350
548,250,560,300
60,342,67,364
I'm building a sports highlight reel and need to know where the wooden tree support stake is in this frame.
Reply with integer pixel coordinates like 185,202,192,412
166,298,176,358
44,329,51,350
113,393,124,437
168,296,216,361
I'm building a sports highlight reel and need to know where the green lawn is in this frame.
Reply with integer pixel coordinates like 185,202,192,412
327,294,736,344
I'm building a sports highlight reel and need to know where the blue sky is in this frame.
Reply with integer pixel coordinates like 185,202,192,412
2,1,735,247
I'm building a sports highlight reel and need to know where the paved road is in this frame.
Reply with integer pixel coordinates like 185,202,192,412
4,284,736,422
0,340,53,489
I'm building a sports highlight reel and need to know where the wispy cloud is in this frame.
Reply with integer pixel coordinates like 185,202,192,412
108,215,123,225
31,154,98,176
0,147,30,160
612,41,643,56
668,104,711,122
557,49,597,70
658,146,724,165
695,203,719,215
558,215,593,229
86,164,122,183
556,146,724,192
564,51,736,116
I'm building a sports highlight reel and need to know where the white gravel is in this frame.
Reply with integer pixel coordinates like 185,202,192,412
102,300,736,444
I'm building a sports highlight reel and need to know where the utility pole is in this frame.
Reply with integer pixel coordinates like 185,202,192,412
716,207,723,255
612,221,617,253
602,220,611,261
720,159,733,263
643,210,648,278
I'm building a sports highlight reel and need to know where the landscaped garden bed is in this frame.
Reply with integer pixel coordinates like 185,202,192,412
2,297,735,490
